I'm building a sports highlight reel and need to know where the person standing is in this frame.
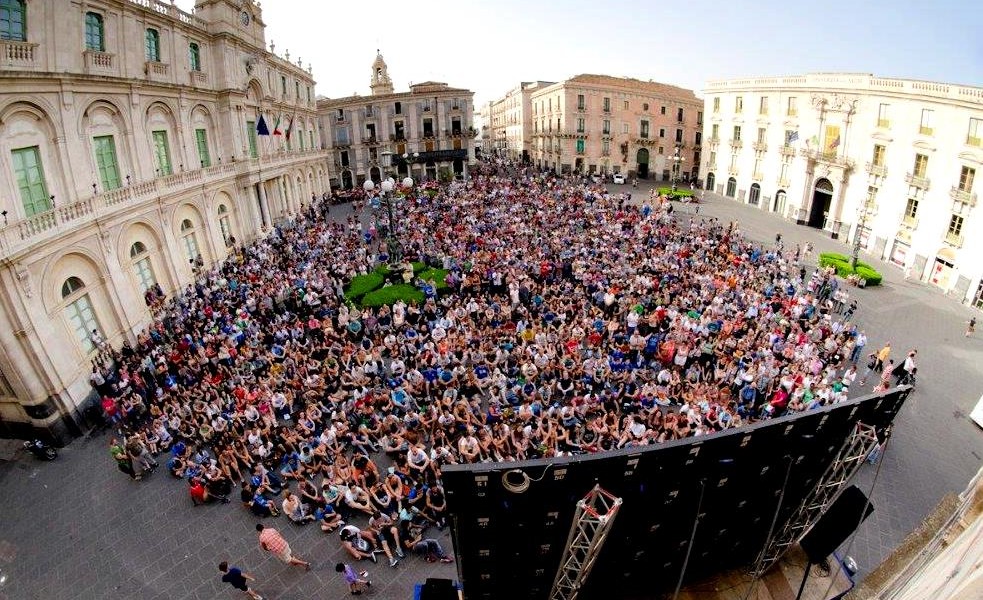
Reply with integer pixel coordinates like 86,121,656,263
256,523,311,570
967,317,976,338
850,330,867,363
335,562,371,595
218,562,264,599
874,342,891,373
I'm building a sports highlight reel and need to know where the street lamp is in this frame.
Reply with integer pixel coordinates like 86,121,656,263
851,199,874,269
669,146,685,194
365,161,408,267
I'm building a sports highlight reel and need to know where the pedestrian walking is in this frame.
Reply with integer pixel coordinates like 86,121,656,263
336,562,372,595
967,317,976,338
219,562,264,599
256,523,311,570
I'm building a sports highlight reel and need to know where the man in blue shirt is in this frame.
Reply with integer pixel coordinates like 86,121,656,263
218,561,264,599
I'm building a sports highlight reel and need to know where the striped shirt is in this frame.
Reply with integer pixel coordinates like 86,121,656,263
259,528,288,554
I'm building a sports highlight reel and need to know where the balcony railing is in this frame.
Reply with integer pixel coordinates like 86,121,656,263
780,145,796,157
728,166,740,176
708,136,720,147
865,162,888,177
190,70,207,86
901,214,919,229
944,232,964,247
1,40,38,68
777,177,790,188
83,49,115,73
729,138,743,149
905,172,931,189
950,186,978,206
752,171,764,182
145,61,169,80
801,148,855,170
0,150,329,258
751,141,768,152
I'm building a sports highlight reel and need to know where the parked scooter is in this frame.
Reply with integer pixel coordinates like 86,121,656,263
23,439,57,461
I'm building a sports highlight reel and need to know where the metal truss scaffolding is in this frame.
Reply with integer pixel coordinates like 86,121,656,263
753,421,881,576
550,485,623,600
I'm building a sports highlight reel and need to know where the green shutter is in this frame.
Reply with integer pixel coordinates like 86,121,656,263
11,146,51,216
0,0,27,42
145,29,159,61
246,121,257,158
84,13,103,51
195,128,210,167
152,130,172,175
189,43,200,71
93,135,121,191
309,130,314,150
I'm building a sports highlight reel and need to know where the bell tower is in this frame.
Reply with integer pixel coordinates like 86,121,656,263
370,51,394,96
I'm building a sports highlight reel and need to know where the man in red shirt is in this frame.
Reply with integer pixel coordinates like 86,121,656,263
256,523,310,570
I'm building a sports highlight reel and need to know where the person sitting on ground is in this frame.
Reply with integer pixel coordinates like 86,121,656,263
339,524,382,563
282,491,315,524
190,476,230,506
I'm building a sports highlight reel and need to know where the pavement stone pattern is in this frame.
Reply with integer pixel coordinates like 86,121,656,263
1,183,982,599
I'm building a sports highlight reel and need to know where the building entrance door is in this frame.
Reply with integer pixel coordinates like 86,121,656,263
636,148,649,179
808,178,834,228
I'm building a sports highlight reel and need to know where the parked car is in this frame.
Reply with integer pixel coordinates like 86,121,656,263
612,173,625,184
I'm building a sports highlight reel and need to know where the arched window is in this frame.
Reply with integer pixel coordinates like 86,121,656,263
774,190,787,215
188,42,201,71
749,183,761,206
84,12,104,51
217,204,233,246
145,28,160,62
0,0,27,42
726,177,737,198
129,242,156,293
180,218,200,262
60,277,102,355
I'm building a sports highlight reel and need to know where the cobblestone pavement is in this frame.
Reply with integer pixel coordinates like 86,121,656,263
1,185,981,600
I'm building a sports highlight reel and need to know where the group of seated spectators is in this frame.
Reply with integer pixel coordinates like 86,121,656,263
95,158,875,568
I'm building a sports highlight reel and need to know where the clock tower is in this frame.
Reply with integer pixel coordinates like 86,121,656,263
194,0,267,48
370,51,394,96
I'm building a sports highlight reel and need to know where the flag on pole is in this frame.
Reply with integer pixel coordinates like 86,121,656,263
830,136,840,149
272,114,283,136
284,114,294,141
256,114,271,136
787,131,799,144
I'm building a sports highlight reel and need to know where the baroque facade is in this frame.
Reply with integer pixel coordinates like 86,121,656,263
702,73,983,307
493,74,703,179
316,54,477,187
0,0,330,440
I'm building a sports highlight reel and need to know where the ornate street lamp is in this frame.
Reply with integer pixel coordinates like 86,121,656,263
669,146,686,194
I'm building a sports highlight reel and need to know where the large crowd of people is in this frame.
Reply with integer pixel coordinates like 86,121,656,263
94,159,901,572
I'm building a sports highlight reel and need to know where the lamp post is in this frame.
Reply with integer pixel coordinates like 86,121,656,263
851,199,874,269
669,146,685,194
365,155,412,268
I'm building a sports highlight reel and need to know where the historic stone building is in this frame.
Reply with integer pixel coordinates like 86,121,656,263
0,0,330,440
491,74,703,179
702,73,983,307
317,53,477,187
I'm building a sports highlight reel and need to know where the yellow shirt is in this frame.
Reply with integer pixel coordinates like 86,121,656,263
877,346,891,361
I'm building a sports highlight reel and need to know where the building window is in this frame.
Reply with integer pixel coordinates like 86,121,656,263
0,0,26,41
919,109,934,136
246,121,258,158
188,42,201,71
872,144,885,166
786,96,797,117
749,183,761,205
877,103,890,128
145,28,160,62
712,97,720,113
904,197,919,220
93,135,121,191
577,118,585,133
61,277,101,355
658,128,665,138
726,177,737,197
602,140,610,155
709,151,716,166
577,94,585,110
307,87,312,102
603,97,610,112
735,96,743,113
602,120,610,135
711,124,719,140
195,128,210,167
948,214,964,237
758,97,768,115
695,131,702,145
84,12,104,51
180,218,200,262
677,107,684,122
913,153,928,178
643,103,649,112
217,204,233,246
394,101,401,115
959,166,975,192
757,127,766,144
151,130,172,175
659,106,665,115
11,146,51,217
968,118,982,147
733,125,741,141
280,75,287,95
623,100,629,110
640,120,649,138
675,129,683,143
622,123,629,134
130,242,156,293
576,138,585,154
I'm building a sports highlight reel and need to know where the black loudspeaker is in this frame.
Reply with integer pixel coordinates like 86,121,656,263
420,578,457,600
800,485,874,564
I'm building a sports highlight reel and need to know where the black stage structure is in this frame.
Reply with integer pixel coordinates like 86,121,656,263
443,387,910,600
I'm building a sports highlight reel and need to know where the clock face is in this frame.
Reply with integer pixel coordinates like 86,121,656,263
239,11,250,26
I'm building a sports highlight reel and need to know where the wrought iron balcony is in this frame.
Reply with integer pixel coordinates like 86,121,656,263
950,186,977,206
865,162,888,177
751,141,768,152
729,138,743,149
905,172,930,190
779,145,796,157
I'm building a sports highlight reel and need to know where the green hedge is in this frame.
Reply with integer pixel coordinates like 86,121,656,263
818,254,883,286
658,187,694,198
361,284,425,307
418,268,449,290
344,272,384,300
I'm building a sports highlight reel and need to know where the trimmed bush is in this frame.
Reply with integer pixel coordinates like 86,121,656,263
819,252,850,263
855,266,883,286
344,272,384,300
818,254,883,286
411,261,427,274
361,284,425,307
419,268,449,290
658,187,694,198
